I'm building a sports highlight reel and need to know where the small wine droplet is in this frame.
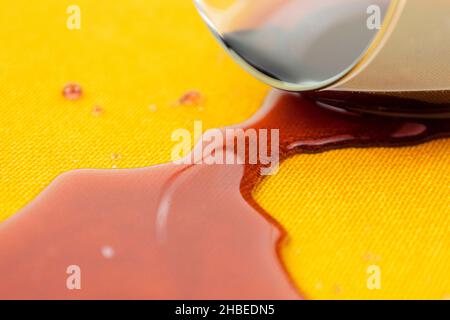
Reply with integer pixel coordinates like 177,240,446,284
92,105,104,117
178,90,203,107
62,83,82,100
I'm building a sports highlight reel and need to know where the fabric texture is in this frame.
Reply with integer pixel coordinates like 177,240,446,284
0,0,448,299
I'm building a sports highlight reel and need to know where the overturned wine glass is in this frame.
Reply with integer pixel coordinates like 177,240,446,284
195,0,450,118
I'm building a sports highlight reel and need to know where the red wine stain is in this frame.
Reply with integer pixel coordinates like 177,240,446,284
91,105,105,117
176,90,204,107
0,90,449,299
62,83,83,101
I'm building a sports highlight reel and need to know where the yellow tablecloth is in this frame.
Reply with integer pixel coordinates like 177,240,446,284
0,0,448,299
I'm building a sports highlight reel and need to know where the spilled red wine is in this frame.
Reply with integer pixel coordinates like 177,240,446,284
0,90,449,299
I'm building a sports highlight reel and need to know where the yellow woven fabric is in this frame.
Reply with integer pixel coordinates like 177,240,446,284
0,0,448,299
255,143,450,300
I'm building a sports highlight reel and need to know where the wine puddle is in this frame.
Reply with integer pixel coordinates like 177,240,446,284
0,90,448,299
